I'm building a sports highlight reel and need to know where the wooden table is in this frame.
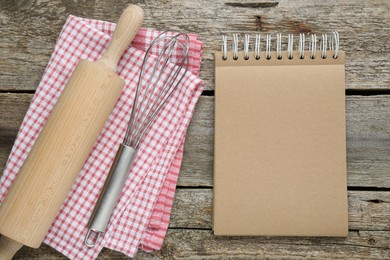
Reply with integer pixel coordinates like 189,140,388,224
0,0,389,259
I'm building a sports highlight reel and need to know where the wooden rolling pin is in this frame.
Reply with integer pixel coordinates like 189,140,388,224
0,5,144,259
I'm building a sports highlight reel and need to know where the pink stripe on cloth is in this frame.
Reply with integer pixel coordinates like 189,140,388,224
0,15,203,259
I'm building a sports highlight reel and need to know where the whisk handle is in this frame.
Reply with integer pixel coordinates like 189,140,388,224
85,144,136,247
98,5,144,72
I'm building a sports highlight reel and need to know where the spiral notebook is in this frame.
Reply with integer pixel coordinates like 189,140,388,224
213,33,348,236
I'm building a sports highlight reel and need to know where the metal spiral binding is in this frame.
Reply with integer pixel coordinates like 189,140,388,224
299,33,305,59
221,32,340,60
276,33,282,59
254,34,261,60
244,34,250,60
222,35,228,60
320,34,328,59
330,31,340,58
232,33,239,60
287,34,294,59
265,34,272,59
309,34,317,59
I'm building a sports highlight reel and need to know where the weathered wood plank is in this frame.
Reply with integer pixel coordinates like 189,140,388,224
13,229,390,259
1,93,390,188
169,189,390,232
158,229,390,259
13,243,161,259
181,95,390,188
10,188,390,259
1,1,388,259
0,0,389,91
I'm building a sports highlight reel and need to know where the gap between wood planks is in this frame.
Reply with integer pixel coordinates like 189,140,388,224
167,226,390,234
2,89,390,96
224,2,279,9
348,187,390,192
179,186,390,192
0,89,36,94
201,90,390,96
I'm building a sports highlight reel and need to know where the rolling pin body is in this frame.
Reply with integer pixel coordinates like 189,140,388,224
0,60,124,248
0,4,144,258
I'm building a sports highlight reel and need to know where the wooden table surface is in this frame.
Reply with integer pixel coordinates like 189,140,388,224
0,0,389,259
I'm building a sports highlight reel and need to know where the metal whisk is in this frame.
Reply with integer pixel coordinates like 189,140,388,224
84,32,190,247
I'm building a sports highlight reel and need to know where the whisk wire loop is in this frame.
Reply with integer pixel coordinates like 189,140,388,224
128,36,177,144
124,32,190,148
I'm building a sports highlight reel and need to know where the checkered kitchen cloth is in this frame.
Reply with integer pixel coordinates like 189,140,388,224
0,15,203,259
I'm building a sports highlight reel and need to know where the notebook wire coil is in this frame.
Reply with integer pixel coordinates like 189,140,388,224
221,32,340,61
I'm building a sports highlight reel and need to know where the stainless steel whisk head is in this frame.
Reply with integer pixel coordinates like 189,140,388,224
85,31,190,247
124,32,190,148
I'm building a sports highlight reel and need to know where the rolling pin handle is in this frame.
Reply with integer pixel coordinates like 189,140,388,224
84,229,102,248
98,5,144,72
0,235,23,260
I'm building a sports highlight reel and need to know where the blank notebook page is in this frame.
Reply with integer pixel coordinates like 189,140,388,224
213,51,348,236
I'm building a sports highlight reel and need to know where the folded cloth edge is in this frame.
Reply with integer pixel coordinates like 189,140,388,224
0,14,204,259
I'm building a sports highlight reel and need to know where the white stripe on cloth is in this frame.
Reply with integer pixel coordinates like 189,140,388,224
0,15,203,259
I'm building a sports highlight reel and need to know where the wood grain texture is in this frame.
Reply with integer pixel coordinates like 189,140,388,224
10,189,390,259
169,189,390,232
1,0,389,258
0,236,23,260
1,93,390,188
154,230,390,259
0,0,389,91
184,95,390,188
0,61,124,251
12,229,390,259
97,4,144,71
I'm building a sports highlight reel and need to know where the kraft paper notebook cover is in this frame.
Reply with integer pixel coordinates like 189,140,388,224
213,33,348,237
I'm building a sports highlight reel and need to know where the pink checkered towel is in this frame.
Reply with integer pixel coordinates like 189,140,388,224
0,15,203,259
